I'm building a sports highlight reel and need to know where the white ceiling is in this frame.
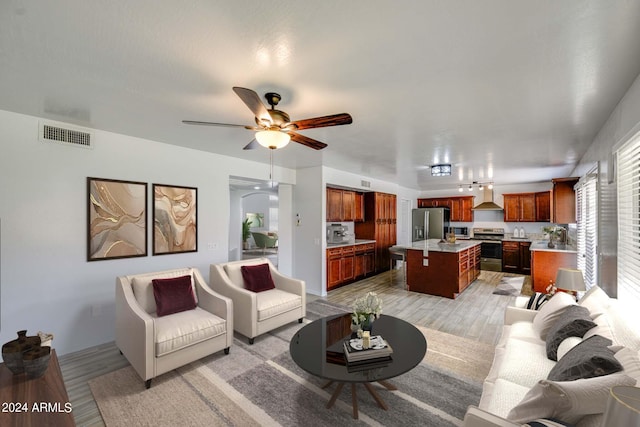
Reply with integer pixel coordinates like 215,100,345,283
2,1,640,190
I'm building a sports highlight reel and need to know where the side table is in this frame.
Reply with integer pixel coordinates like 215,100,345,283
0,349,75,426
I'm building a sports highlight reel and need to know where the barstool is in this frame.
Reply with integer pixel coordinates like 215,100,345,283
388,246,407,289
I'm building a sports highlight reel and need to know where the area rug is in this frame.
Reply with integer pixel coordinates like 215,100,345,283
89,300,487,427
492,276,525,296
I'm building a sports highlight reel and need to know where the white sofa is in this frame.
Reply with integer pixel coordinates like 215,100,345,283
116,267,233,388
464,287,640,427
210,258,305,344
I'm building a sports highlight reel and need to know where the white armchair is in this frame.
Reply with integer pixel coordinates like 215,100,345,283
210,258,305,344
115,267,233,388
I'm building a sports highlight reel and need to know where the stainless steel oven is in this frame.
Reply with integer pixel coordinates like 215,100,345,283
471,228,505,272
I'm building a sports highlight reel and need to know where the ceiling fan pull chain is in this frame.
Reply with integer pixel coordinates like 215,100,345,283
270,149,274,188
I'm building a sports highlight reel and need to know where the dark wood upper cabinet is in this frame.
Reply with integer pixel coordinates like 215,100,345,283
326,187,364,222
416,196,474,222
326,188,343,222
552,178,579,224
535,191,551,222
503,193,541,222
342,190,355,221
354,192,364,222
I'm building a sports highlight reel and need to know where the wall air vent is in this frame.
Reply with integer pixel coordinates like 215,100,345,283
361,180,371,188
39,121,93,149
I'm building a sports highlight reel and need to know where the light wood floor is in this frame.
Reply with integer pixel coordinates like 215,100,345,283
58,268,529,426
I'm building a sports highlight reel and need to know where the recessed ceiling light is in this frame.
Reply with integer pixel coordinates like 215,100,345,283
254,186,260,190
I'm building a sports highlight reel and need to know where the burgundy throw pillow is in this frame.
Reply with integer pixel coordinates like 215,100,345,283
241,263,276,293
152,275,197,316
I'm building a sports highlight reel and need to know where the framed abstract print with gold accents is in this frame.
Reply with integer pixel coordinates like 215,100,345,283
153,184,197,255
87,177,148,261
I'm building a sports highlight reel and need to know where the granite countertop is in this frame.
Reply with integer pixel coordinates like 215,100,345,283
326,239,376,248
529,240,578,253
396,239,481,253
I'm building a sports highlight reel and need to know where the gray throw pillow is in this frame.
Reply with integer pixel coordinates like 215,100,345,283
545,305,596,361
547,335,622,381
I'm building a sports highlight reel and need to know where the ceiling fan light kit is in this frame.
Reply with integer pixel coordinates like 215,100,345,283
183,86,352,151
256,130,290,149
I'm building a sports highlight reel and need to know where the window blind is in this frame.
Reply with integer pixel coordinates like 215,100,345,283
576,167,598,289
617,133,640,305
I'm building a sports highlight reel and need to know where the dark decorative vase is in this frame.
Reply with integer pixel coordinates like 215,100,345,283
23,345,51,379
2,330,41,375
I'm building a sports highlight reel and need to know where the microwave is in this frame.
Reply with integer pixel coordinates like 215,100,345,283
451,226,469,238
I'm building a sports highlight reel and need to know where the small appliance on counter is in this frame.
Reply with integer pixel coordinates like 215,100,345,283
327,223,348,244
452,226,469,239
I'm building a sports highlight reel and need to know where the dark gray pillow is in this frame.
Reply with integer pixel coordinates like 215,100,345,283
547,335,622,381
545,305,596,361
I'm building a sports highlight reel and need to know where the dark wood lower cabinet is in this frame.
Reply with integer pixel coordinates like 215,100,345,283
502,241,532,275
326,243,375,290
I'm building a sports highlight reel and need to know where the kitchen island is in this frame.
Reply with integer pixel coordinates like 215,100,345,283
398,239,481,298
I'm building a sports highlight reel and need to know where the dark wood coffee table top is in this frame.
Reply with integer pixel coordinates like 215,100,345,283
290,314,427,383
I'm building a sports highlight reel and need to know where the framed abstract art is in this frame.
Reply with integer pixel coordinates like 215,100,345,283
87,177,148,261
153,184,197,255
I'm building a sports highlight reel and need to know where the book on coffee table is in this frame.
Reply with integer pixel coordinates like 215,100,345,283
343,335,393,364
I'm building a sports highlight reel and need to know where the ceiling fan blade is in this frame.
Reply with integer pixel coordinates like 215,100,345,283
289,113,352,130
182,120,247,128
288,132,328,150
243,139,259,150
232,87,272,125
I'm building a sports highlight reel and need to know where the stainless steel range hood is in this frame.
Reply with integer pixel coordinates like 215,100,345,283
472,188,503,210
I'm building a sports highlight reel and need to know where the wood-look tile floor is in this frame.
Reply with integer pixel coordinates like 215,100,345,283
58,268,528,426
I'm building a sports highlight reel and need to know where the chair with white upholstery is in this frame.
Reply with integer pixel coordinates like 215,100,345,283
210,258,305,344
115,267,233,388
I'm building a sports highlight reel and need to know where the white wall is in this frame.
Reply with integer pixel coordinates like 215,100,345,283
0,110,296,355
292,167,324,295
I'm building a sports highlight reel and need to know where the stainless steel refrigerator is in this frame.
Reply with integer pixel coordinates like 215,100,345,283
411,208,450,241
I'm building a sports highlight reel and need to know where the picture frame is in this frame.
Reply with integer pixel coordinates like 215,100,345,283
87,177,148,261
153,184,197,255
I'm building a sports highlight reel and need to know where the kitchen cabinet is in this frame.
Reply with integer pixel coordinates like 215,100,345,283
355,192,397,273
531,249,577,292
417,196,474,222
552,178,579,223
354,192,364,222
326,187,362,222
535,191,551,222
326,188,343,222
502,241,531,274
327,247,343,289
326,243,375,290
503,193,536,222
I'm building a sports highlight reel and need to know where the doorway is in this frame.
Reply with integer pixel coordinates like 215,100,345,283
229,176,279,266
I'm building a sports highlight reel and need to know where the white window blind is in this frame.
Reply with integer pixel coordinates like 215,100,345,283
576,167,597,289
617,133,640,305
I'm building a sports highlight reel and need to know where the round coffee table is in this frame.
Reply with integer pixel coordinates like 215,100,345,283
290,313,427,419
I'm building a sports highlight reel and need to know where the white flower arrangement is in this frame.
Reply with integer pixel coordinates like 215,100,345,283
351,292,382,327
541,225,565,237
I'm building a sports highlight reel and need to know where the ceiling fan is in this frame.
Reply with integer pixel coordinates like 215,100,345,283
183,87,352,150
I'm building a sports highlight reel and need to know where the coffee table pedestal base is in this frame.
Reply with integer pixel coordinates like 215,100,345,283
322,380,397,419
